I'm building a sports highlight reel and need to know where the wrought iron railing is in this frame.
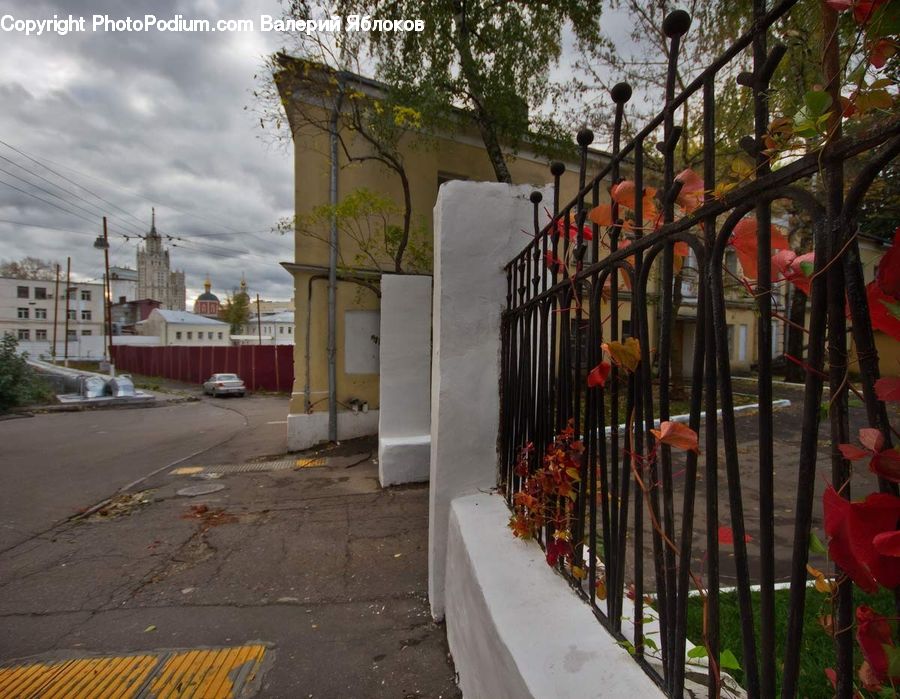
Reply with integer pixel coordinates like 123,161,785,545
499,1,899,697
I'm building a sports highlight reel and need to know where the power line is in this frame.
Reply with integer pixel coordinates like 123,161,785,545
0,176,99,226
0,151,146,237
0,141,281,237
0,139,151,232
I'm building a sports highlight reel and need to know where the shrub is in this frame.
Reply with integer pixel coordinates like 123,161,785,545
0,334,54,411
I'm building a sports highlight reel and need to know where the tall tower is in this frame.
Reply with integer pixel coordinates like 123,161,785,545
136,208,186,310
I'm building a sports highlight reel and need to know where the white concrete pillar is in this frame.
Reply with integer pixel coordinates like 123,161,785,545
428,181,551,620
378,274,433,486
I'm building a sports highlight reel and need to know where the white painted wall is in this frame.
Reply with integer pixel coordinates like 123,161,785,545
378,275,433,486
344,310,380,374
446,494,666,699
287,408,379,451
429,181,551,620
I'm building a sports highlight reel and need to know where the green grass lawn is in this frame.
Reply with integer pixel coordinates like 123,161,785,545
685,586,895,697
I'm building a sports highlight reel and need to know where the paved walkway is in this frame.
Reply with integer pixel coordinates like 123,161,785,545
0,437,460,698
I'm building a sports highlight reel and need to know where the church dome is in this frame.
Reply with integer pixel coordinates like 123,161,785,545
197,290,219,302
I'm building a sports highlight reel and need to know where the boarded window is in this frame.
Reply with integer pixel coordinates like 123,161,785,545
344,310,380,374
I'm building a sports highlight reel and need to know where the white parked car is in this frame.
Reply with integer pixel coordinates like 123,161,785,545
203,373,246,397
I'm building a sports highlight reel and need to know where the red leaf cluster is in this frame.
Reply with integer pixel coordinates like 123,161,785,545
866,227,900,341
857,605,899,686
823,485,900,593
717,525,752,545
729,217,791,281
838,427,900,483
587,361,611,388
772,249,815,296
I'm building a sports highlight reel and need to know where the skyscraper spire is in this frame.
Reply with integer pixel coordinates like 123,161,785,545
150,207,157,235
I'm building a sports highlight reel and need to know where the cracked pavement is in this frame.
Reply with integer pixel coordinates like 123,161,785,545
0,392,459,698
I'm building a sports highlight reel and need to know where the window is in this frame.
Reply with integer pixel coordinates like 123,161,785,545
726,324,735,359
81,290,91,301
187,331,193,340
17,286,28,298
279,327,284,334
17,308,29,319
17,329,29,340
176,331,182,340
67,329,76,339
34,287,47,300
81,310,92,321
36,329,47,341
621,320,632,338
81,330,92,336
208,332,213,340
67,310,76,320
725,249,739,277
217,332,223,340
35,308,47,320
738,324,748,362
288,327,292,335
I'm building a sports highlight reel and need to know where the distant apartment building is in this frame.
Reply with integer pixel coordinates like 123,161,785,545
136,210,186,311
111,299,162,334
135,309,230,346
0,275,105,359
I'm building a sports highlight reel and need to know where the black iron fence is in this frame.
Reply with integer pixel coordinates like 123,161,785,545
499,1,899,697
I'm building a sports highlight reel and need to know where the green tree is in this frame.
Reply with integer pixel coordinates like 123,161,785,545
288,0,604,183
220,292,250,334
0,335,52,411
275,187,431,279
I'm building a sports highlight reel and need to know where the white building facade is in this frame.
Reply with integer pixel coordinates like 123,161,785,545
240,311,295,345
0,276,106,359
136,309,230,346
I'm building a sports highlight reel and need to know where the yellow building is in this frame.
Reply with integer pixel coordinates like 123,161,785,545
275,57,620,449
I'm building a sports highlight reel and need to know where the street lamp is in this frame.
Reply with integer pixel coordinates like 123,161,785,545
93,217,114,375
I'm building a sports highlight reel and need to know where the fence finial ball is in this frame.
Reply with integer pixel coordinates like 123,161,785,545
530,191,543,204
577,128,595,147
550,161,566,177
611,82,632,104
663,9,691,37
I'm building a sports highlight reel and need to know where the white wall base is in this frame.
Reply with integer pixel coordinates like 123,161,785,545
446,493,665,699
286,409,379,451
378,435,431,487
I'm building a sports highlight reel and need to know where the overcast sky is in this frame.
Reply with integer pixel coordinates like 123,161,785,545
0,0,295,303
0,1,646,305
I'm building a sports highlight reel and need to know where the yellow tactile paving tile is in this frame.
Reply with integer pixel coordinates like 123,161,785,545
0,644,267,698
169,466,205,475
294,457,326,469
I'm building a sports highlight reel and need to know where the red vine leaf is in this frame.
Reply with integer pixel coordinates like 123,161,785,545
587,361,611,388
866,280,900,341
857,605,897,685
824,0,853,10
873,529,900,557
859,427,885,452
875,377,900,402
650,421,700,453
674,168,705,213
610,180,658,218
729,217,791,281
717,526,752,545
823,485,900,593
854,0,889,25
588,204,613,228
772,249,815,295
838,443,871,461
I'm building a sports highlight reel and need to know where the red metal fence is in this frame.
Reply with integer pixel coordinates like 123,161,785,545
111,344,294,392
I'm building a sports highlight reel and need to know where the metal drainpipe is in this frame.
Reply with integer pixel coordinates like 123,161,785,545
327,87,343,443
305,275,328,413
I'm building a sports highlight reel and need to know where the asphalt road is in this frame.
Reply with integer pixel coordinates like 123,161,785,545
0,393,289,553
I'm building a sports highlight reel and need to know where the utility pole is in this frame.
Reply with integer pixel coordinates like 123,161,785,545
94,217,114,375
51,263,60,363
256,293,263,345
63,257,71,366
